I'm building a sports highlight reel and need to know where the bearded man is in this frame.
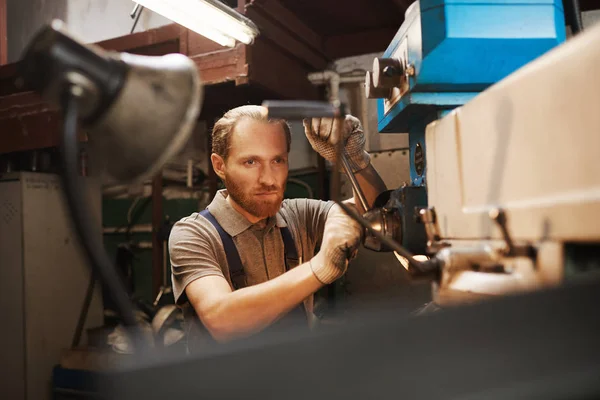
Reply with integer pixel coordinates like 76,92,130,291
169,105,387,352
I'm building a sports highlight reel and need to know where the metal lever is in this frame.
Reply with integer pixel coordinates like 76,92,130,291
489,208,537,260
262,100,342,119
339,152,369,212
489,208,515,255
130,3,141,18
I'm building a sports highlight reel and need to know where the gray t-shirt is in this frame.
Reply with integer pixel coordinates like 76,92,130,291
169,189,334,350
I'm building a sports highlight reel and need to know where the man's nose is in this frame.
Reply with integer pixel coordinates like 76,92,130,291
258,164,277,186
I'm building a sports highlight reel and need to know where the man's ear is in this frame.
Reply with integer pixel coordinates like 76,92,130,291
211,153,226,180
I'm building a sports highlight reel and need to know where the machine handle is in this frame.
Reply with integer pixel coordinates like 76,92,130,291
262,100,343,119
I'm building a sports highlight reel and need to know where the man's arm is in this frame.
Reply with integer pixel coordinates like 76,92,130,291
303,115,387,214
186,254,324,342
350,162,387,214
185,204,360,342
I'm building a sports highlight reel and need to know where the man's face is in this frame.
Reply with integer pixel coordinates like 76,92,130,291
222,118,289,220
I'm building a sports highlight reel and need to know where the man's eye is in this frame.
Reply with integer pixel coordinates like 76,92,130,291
274,158,286,164
245,159,256,165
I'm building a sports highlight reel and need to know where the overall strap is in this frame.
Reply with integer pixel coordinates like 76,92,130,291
199,209,306,326
280,226,299,268
199,209,246,289
199,209,300,286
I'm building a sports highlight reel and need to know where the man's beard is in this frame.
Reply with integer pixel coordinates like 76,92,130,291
225,174,285,220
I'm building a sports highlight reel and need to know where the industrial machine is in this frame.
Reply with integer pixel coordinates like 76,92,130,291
13,2,600,399
363,0,599,305
368,0,566,186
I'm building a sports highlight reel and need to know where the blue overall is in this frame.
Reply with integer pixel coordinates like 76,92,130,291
199,209,308,334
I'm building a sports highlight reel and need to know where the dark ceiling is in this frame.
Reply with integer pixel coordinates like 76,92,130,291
254,0,599,39
276,0,408,36
243,0,600,61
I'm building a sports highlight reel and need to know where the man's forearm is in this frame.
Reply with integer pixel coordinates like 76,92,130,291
201,254,327,342
353,163,387,213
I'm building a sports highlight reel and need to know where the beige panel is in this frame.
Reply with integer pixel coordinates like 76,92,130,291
21,173,103,400
340,149,410,199
426,23,600,242
0,180,25,399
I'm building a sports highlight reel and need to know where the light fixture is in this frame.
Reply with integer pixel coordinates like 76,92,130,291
133,0,259,47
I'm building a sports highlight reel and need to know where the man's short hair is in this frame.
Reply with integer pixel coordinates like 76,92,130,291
211,105,292,160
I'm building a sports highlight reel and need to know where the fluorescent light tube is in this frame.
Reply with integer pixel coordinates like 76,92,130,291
133,0,259,47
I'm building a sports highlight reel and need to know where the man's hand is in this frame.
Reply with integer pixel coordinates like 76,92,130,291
310,204,363,284
303,115,370,173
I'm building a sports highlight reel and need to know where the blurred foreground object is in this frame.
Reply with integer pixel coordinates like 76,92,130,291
422,20,600,304
19,21,202,333
20,20,203,184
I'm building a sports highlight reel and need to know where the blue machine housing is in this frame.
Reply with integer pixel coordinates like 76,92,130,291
378,0,566,134
376,0,565,186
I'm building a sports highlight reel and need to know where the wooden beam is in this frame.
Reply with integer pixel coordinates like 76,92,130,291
237,0,249,13
0,109,62,154
247,38,319,100
0,63,21,96
0,92,58,154
323,27,397,60
248,0,326,63
1,23,185,99
245,5,329,70
96,23,183,53
0,0,6,65
191,45,248,85
187,30,229,57
252,0,322,50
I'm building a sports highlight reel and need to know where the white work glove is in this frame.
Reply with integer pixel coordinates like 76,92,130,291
310,204,362,284
303,115,371,173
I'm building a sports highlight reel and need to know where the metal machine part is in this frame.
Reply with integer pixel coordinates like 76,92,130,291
372,57,405,91
365,71,390,99
101,271,600,400
363,186,429,254
423,22,600,304
367,0,566,187
21,20,203,184
362,190,403,252
372,0,566,133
